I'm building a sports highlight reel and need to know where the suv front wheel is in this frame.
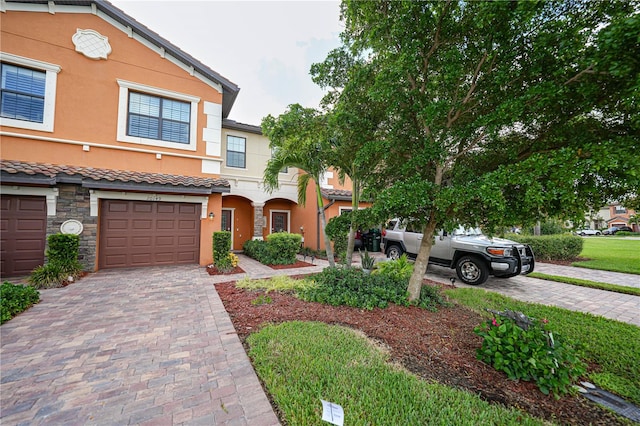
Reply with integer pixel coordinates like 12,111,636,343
455,255,489,285
386,244,404,260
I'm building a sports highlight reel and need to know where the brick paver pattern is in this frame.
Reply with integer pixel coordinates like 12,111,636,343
0,266,279,425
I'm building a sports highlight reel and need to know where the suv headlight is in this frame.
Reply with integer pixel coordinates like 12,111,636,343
487,247,512,257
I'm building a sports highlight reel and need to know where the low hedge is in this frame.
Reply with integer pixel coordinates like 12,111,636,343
243,233,302,265
1,282,40,324
508,234,583,261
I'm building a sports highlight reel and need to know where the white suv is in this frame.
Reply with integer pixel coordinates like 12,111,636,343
381,219,535,285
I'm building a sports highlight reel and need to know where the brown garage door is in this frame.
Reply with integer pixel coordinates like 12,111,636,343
99,200,201,269
1,195,47,277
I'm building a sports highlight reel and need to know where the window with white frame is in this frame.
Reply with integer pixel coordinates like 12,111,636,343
128,92,190,143
227,135,246,168
116,79,199,151
614,205,627,214
0,53,60,132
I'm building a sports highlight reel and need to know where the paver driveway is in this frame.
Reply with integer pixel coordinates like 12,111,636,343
0,266,280,425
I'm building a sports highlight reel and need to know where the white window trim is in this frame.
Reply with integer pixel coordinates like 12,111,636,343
0,52,60,133
270,209,290,234
226,134,247,169
116,79,200,151
339,206,365,215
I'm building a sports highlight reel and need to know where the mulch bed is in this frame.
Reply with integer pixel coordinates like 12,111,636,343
206,265,245,275
268,260,314,270
216,279,624,426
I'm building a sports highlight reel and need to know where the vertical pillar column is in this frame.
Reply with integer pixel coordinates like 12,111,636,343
251,202,265,240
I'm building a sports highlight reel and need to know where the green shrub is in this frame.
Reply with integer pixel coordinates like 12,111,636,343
509,234,583,261
245,234,302,265
298,266,447,311
213,231,233,270
1,282,40,324
29,234,82,289
616,231,640,237
243,239,270,261
266,233,302,264
374,255,414,281
474,314,586,398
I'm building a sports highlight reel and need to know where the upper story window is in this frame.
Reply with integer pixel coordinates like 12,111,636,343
227,135,246,168
128,92,190,144
117,79,199,151
614,205,627,214
0,53,60,132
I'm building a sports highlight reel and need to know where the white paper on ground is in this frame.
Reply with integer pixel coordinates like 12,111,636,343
321,399,344,426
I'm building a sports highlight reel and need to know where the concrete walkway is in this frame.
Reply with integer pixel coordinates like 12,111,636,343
0,266,279,426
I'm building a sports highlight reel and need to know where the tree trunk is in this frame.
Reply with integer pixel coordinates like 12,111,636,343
407,218,438,301
345,177,360,266
316,182,335,267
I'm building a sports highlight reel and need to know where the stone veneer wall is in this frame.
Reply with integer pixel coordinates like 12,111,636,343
46,184,97,271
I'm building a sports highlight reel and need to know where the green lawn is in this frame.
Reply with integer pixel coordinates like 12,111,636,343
248,321,547,426
573,237,640,274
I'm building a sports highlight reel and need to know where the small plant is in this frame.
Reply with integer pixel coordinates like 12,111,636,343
360,249,375,270
474,312,586,398
29,234,83,288
374,254,413,281
251,294,273,306
1,282,40,324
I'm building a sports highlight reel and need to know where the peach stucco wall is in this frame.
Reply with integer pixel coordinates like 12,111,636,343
221,196,254,251
1,10,222,174
1,9,226,268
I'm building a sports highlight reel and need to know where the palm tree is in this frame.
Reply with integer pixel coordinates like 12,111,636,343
262,105,336,267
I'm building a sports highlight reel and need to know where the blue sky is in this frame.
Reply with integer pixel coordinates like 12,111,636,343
110,0,343,125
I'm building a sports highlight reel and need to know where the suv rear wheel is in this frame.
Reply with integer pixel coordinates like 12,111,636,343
455,255,489,285
386,244,404,260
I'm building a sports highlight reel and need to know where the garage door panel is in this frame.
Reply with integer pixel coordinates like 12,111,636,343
133,203,153,213
16,219,47,231
18,198,47,211
131,236,153,247
177,252,197,262
178,220,197,230
1,195,47,277
178,204,197,214
157,204,176,214
132,219,153,230
155,236,175,246
156,220,175,229
107,201,129,212
99,200,200,269
177,235,197,245
106,219,129,230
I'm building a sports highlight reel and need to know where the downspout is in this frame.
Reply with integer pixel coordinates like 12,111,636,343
318,199,335,251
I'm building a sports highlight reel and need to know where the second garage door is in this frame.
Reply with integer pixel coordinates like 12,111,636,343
99,200,201,269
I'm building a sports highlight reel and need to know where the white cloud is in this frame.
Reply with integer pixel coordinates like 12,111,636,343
109,0,342,125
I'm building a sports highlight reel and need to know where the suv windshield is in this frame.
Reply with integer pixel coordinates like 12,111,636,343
452,227,483,236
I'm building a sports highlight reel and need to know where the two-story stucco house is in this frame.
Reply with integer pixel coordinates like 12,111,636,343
0,0,359,278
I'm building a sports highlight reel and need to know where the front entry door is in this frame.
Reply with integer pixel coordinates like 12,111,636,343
221,209,235,249
271,211,288,233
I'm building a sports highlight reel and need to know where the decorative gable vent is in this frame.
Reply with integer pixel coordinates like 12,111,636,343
72,28,112,60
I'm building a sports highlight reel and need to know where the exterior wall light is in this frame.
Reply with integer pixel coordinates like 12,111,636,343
208,212,215,220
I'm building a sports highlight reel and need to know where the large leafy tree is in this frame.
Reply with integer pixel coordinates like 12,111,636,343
318,0,639,300
262,104,336,267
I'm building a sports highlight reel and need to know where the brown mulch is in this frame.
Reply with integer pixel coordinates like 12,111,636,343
216,279,624,426
206,265,245,275
268,260,314,270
